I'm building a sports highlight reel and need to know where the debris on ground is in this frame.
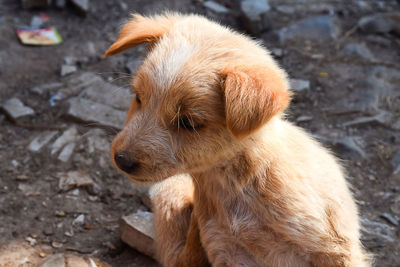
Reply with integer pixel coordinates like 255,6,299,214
0,98,35,120
17,27,62,46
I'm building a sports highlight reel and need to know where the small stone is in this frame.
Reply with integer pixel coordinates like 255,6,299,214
22,0,51,8
278,16,340,43
57,171,94,191
43,227,54,236
203,1,229,14
380,213,399,226
72,214,85,226
28,131,58,152
16,175,29,181
341,43,375,61
11,160,19,167
40,254,65,267
51,241,63,248
391,150,400,175
25,236,37,246
57,143,75,162
30,82,64,95
296,115,313,122
358,12,400,35
271,48,283,57
119,2,127,10
121,210,155,258
30,16,44,27
342,112,389,128
241,0,270,20
51,127,78,156
275,5,295,14
1,98,34,120
290,79,310,92
87,183,102,195
70,0,90,15
60,65,77,77
55,210,66,217
64,98,126,130
240,0,270,34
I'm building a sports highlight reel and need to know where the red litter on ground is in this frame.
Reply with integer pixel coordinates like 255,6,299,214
17,27,62,46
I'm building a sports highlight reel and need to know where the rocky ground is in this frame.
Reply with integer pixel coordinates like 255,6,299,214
0,0,399,266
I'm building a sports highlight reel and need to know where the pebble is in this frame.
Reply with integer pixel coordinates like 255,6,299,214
57,171,94,191
203,1,229,14
60,65,77,77
289,79,310,92
358,12,400,35
296,115,313,122
28,131,58,152
0,98,35,120
334,137,366,159
240,0,270,34
121,210,155,258
342,112,389,128
278,15,340,43
58,142,76,162
30,82,64,95
55,0,66,8
65,97,125,130
72,214,85,226
341,43,375,61
271,48,283,57
50,127,78,156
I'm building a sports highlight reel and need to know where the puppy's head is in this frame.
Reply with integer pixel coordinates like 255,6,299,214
105,13,290,183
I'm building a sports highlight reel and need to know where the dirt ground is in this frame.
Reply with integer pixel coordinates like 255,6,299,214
0,0,399,266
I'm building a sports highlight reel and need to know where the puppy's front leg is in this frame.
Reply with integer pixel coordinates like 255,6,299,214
150,174,208,267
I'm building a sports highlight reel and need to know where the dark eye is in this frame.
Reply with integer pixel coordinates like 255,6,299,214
178,116,203,131
135,94,141,104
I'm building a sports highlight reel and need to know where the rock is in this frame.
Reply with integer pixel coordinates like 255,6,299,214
57,142,76,162
86,130,109,153
125,59,142,74
240,0,270,34
50,127,77,156
380,213,399,226
40,254,65,267
58,171,94,191
30,82,64,95
65,72,103,96
275,5,295,14
28,131,58,152
278,16,340,43
1,98,34,120
30,16,44,27
342,112,390,128
72,214,85,226
60,65,77,77
203,1,229,14
361,217,395,244
65,98,126,130
341,43,375,61
78,80,131,110
358,12,400,35
271,48,283,57
391,150,400,175
296,115,312,122
70,0,90,15
289,79,310,92
121,210,155,258
22,0,51,8
334,137,366,159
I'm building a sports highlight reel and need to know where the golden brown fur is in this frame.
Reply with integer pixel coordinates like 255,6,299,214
105,13,371,267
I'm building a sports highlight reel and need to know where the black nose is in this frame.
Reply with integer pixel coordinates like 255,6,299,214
114,151,140,174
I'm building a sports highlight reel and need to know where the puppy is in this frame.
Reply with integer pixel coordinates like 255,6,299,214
105,13,370,267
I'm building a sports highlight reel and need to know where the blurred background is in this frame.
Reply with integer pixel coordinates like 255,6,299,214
0,0,399,266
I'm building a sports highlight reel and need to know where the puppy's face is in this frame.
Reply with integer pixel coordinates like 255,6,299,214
105,14,290,184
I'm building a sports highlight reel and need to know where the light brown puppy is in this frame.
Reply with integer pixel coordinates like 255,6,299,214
105,13,371,267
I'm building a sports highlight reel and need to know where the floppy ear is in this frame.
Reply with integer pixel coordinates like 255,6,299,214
104,13,176,57
222,65,291,139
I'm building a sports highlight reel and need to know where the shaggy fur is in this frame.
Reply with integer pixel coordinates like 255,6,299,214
105,13,370,267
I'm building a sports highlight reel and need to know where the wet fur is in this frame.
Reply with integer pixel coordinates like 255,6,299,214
105,13,371,267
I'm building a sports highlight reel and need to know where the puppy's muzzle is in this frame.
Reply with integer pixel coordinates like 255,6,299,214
114,151,140,174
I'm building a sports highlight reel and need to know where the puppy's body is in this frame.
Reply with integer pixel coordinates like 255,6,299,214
106,13,370,267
